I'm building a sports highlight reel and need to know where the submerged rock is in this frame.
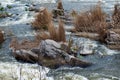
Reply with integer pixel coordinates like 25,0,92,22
10,39,92,69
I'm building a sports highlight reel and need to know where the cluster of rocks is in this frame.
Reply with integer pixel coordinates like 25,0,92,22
10,39,92,69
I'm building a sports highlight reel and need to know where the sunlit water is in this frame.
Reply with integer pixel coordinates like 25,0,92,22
0,0,120,80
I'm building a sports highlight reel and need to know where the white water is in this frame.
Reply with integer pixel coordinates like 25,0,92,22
0,62,53,80
0,0,120,80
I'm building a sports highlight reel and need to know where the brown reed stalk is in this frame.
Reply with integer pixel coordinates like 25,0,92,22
74,3,106,33
35,32,50,41
74,12,92,32
35,19,66,42
90,4,106,22
57,19,66,42
48,22,58,41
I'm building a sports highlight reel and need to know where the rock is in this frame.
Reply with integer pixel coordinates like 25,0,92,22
0,29,4,44
29,6,45,12
106,31,120,44
78,43,95,56
39,40,61,58
28,6,39,12
10,39,92,69
52,9,64,18
0,12,11,18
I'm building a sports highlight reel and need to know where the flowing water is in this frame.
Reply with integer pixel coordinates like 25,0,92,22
0,0,120,80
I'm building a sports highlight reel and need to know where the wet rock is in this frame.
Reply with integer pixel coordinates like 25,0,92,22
28,6,39,12
0,29,4,44
28,4,40,12
52,9,64,18
106,31,120,44
78,44,96,56
10,39,92,69
0,12,11,18
52,9,73,24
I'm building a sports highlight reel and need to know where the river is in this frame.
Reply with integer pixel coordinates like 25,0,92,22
0,0,120,80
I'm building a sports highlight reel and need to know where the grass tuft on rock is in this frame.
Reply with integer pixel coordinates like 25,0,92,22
57,19,66,42
35,19,66,42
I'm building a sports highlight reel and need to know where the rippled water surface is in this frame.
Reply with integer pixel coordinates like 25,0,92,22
0,0,120,80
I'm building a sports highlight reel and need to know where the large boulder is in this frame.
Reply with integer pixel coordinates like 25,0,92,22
10,39,92,69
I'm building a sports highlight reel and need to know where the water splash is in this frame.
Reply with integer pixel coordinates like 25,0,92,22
0,62,53,80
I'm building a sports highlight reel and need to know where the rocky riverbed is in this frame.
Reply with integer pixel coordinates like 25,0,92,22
0,0,120,80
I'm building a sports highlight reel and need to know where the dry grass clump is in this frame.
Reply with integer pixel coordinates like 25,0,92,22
57,0,64,10
9,38,19,50
97,22,108,43
57,19,66,42
74,12,93,32
74,4,106,33
112,4,120,28
10,38,39,50
31,8,52,30
13,19,66,51
36,19,66,42
71,10,78,17
48,22,58,41
35,32,50,41
90,4,106,22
